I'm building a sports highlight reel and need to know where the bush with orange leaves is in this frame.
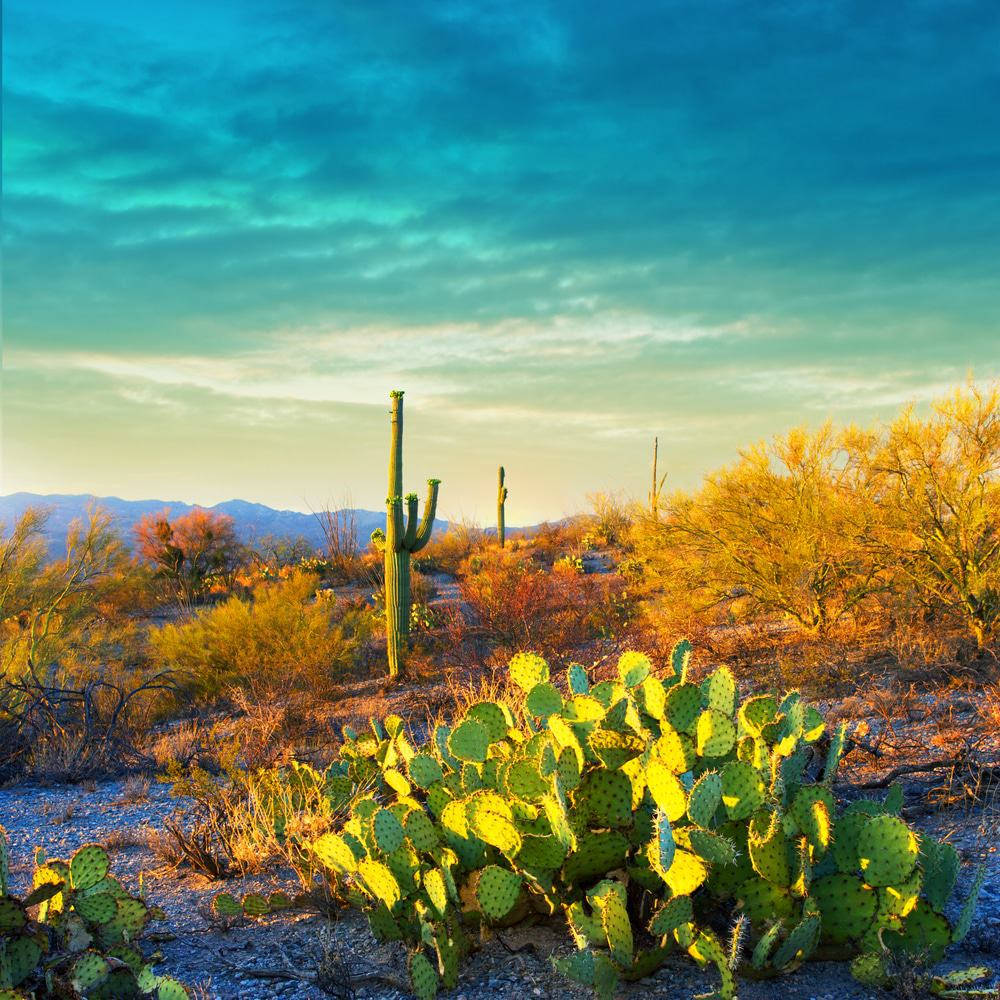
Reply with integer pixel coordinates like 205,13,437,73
133,507,243,606
455,547,634,666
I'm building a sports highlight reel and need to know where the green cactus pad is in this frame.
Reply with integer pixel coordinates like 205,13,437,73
772,910,820,969
593,884,634,965
664,683,703,734
476,866,521,920
749,813,792,886
737,876,796,926
409,754,444,788
435,932,459,989
654,809,676,874
688,829,737,867
373,808,406,853
465,701,511,742
312,832,357,874
3,935,42,988
525,682,563,717
791,786,833,855
509,652,550,692
830,800,880,873
409,951,438,1000
653,729,695,773
720,760,765,821
405,809,440,852
562,832,629,884
857,814,918,887
567,663,589,695
687,770,723,827
687,929,735,1000
70,844,111,891
750,920,784,970
883,899,952,963
71,951,111,991
670,638,692,679
506,758,547,799
74,890,117,925
579,768,634,827
358,860,401,909
448,719,489,763
812,874,878,944
696,709,737,758
0,897,27,933
643,761,685,822
470,811,522,856
952,864,987,944
518,834,566,871
702,666,737,716
241,893,270,917
663,848,708,896
103,897,149,942
649,895,693,935
919,836,960,913
587,730,643,771
553,948,596,987
368,901,403,942
738,695,778,737
850,953,889,987
423,868,448,916
617,650,652,688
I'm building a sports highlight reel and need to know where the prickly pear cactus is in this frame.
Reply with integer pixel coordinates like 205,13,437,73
0,836,189,997
306,645,990,1000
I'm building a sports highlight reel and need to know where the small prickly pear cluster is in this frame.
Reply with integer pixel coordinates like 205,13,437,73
307,643,988,1000
0,829,189,998
211,890,292,921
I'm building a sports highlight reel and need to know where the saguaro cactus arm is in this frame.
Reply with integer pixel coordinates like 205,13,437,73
411,479,441,553
403,493,420,549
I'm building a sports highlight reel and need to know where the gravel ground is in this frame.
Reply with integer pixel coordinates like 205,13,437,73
1,776,997,999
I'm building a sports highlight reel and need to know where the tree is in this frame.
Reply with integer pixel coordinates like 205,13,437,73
872,382,1000,649
1,506,128,678
133,508,241,606
657,424,886,637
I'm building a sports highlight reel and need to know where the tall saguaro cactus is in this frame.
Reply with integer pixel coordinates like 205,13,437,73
649,436,666,519
497,465,508,548
372,391,440,678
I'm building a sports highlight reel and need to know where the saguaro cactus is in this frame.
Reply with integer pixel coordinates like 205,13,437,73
649,436,666,519
372,391,440,678
497,465,508,548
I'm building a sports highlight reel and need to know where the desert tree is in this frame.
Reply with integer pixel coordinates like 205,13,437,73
133,507,241,606
871,381,1000,650
655,424,887,637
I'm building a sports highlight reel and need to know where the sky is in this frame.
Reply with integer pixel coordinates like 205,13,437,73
2,0,999,523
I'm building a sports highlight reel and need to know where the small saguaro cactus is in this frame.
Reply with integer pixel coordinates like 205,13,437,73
371,391,440,678
497,465,508,548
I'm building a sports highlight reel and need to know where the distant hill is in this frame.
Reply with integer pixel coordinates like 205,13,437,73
0,493,448,559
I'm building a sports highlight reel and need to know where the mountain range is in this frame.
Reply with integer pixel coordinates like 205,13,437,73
0,492,448,558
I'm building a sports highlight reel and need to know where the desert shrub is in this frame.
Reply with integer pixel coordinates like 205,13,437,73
133,506,243,606
148,571,373,705
414,519,486,576
305,644,987,1000
525,517,589,565
869,381,1000,650
457,548,601,663
0,829,189,997
0,507,169,780
587,490,634,548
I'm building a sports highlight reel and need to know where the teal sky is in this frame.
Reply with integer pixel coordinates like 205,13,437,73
2,1,999,522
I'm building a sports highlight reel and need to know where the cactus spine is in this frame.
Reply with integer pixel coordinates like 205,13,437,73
497,465,508,548
374,391,440,679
